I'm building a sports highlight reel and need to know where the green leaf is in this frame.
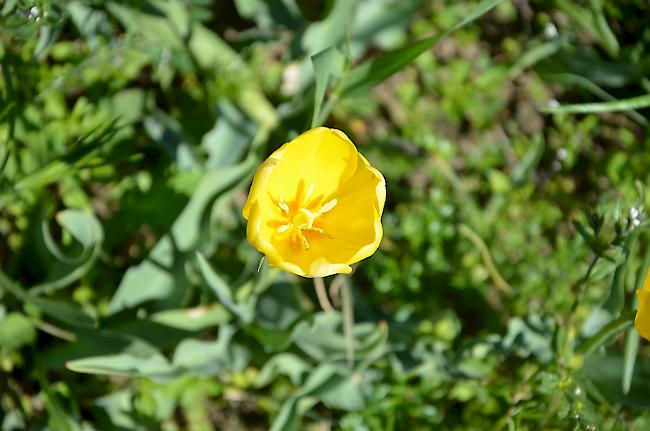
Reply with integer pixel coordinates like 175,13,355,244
292,313,389,363
582,350,650,408
254,279,303,331
9,121,120,196
583,235,634,337
0,271,96,328
502,315,554,363
107,1,183,48
351,0,421,50
589,0,619,58
57,209,104,250
552,0,618,58
33,209,104,296
66,352,173,380
311,46,345,127
41,330,142,369
108,157,256,314
66,1,112,42
506,37,569,80
188,24,279,131
233,0,300,29
150,304,230,331
33,24,62,60
256,353,312,387
202,101,257,169
301,0,359,56
339,0,503,97
511,134,544,185
543,93,650,114
0,312,36,350
270,398,301,431
578,311,634,357
172,325,248,376
196,253,251,323
536,46,643,88
67,326,247,381
270,364,341,431
66,337,173,380
622,328,640,395
319,369,378,411
94,390,140,430
111,89,145,125
38,378,84,431
108,1,278,131
144,110,201,171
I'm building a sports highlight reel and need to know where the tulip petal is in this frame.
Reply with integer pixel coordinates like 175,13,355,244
243,127,358,221
635,289,650,341
316,153,386,265
263,233,351,277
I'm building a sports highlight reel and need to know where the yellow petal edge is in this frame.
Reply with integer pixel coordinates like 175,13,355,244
635,268,650,341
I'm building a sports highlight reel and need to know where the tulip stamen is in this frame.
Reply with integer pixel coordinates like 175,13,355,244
278,197,290,214
274,197,338,249
314,199,337,217
295,230,310,250
303,183,315,205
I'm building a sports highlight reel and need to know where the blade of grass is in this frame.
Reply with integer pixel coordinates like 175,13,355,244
542,93,650,114
539,72,647,125
506,37,569,80
458,223,512,294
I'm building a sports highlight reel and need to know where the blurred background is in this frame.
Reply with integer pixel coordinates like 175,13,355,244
1,0,650,429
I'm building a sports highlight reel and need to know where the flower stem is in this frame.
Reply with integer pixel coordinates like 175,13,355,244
314,277,334,313
329,274,345,308
458,223,512,294
559,254,599,365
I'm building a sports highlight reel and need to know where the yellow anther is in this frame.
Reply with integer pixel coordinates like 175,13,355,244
278,197,290,214
315,199,337,216
274,196,337,249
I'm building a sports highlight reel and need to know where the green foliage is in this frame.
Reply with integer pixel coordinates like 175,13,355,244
2,0,650,429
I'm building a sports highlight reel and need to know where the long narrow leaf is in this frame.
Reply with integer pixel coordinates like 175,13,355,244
311,46,345,128
340,0,503,97
196,252,250,323
0,272,96,328
622,328,640,394
578,311,635,357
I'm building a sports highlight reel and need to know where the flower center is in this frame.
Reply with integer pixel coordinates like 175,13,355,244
275,197,337,250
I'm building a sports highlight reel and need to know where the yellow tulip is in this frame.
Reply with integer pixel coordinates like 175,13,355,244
635,268,650,340
242,127,386,278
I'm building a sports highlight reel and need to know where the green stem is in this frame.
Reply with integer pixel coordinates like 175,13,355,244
577,310,635,357
558,255,599,365
458,223,512,294
313,277,334,313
